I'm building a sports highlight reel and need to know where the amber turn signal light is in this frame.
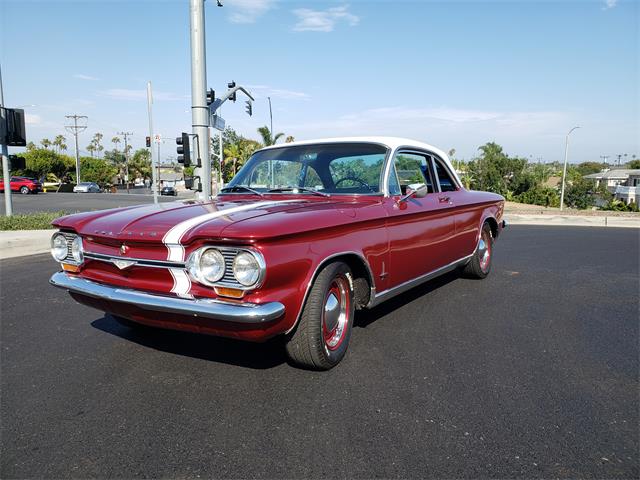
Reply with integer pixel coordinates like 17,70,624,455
61,263,81,273
214,286,245,299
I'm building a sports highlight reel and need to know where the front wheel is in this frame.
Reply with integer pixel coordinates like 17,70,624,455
463,222,494,279
285,261,354,370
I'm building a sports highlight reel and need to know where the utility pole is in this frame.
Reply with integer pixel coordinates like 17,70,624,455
118,131,133,193
268,96,273,135
0,62,12,216
560,126,580,211
65,114,88,184
189,0,211,200
146,82,158,204
600,155,609,166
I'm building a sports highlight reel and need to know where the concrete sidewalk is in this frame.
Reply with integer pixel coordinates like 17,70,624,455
0,230,53,260
1,215,638,260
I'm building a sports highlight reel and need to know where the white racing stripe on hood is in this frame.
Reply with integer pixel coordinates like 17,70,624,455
163,200,301,296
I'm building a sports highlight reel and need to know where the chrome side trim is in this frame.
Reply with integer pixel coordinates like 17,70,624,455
285,251,376,334
50,272,285,324
84,252,185,269
366,253,474,308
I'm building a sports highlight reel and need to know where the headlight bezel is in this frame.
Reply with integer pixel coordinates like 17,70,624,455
186,246,266,290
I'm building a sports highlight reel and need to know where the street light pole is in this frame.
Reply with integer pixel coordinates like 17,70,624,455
0,62,12,216
147,81,158,204
189,0,211,200
559,126,581,211
268,96,273,135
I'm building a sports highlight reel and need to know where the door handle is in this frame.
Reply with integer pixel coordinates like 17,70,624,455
439,196,451,204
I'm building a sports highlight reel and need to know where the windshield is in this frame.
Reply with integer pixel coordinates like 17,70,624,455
225,142,388,195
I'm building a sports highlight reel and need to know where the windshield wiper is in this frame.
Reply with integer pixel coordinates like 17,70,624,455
267,186,329,197
220,185,264,196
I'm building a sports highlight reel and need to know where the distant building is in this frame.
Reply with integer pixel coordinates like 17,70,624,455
583,168,640,205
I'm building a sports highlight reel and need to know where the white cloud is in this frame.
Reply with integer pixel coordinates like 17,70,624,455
293,5,359,33
246,85,310,100
73,74,99,81
99,88,186,102
227,0,275,24
603,0,618,9
25,114,42,125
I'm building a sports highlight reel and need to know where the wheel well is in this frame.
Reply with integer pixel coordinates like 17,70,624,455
314,253,373,309
485,217,498,238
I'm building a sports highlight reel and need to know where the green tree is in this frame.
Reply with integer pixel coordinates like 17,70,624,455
129,149,152,179
40,138,52,150
13,149,75,179
86,142,96,157
79,156,117,187
515,186,560,207
564,178,595,209
467,142,532,196
628,159,640,169
53,135,67,154
257,126,284,146
92,133,104,157
111,136,121,152
26,141,37,152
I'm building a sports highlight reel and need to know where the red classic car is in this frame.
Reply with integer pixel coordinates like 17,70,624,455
50,137,506,370
0,176,42,194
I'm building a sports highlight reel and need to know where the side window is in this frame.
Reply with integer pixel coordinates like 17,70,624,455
433,159,457,192
392,153,434,194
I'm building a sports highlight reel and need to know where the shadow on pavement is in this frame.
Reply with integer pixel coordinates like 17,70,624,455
91,315,287,370
90,269,463,369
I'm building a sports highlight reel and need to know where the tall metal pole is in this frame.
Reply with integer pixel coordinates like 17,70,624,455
147,82,158,204
559,126,580,211
0,63,13,216
118,131,133,194
218,130,223,191
65,115,87,185
268,96,273,135
190,0,211,200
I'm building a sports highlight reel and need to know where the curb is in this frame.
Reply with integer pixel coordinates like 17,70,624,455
504,214,640,228
0,230,53,260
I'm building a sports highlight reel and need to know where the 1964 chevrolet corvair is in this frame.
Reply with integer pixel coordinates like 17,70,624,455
50,137,506,370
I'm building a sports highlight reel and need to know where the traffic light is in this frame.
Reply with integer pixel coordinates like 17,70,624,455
245,100,252,117
206,88,215,106
228,81,236,102
146,136,151,148
1,108,26,147
176,133,191,167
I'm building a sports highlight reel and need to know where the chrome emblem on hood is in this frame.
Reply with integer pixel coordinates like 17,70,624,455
120,244,129,255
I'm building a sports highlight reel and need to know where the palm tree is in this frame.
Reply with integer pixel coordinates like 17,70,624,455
257,126,284,146
285,136,295,143
53,135,67,154
26,141,37,152
40,138,52,149
111,136,121,152
92,133,104,158
86,142,96,157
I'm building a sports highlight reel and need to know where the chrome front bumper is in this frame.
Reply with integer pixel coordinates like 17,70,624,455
50,271,285,324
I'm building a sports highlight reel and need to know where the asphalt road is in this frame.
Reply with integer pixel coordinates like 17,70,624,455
1,226,638,479
0,192,183,215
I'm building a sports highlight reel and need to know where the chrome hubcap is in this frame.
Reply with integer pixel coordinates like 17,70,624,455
479,233,491,271
322,277,350,350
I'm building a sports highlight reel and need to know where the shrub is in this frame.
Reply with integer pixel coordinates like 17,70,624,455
0,211,66,231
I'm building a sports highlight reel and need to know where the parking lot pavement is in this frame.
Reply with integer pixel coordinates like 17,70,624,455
0,192,183,215
1,226,638,479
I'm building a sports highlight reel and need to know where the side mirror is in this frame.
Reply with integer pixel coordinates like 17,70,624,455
397,183,428,203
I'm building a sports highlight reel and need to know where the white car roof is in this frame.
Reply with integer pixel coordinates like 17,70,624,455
257,136,460,184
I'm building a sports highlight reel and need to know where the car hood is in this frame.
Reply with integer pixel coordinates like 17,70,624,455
52,197,325,244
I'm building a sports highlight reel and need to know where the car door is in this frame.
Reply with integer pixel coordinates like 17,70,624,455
382,150,456,289
431,157,478,259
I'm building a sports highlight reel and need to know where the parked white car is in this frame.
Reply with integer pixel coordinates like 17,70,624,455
73,182,101,193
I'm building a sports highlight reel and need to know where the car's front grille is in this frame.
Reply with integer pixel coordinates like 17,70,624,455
62,232,77,263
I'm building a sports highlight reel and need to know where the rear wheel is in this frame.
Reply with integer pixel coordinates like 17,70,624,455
285,261,354,370
463,222,494,279
20,186,30,194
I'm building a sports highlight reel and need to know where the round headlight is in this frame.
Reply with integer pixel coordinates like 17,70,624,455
200,249,225,283
71,236,83,263
51,233,68,262
233,251,261,286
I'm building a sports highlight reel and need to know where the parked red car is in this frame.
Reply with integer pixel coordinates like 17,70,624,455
50,137,506,369
0,176,42,194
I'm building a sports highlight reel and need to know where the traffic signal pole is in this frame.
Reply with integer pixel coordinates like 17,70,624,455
0,63,12,216
189,0,211,200
147,81,158,204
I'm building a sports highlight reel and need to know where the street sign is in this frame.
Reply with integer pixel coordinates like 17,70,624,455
211,115,226,131
154,134,162,144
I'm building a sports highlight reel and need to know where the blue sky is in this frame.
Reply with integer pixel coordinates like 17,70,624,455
1,0,638,163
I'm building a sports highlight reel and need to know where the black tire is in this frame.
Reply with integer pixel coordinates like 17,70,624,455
463,222,494,279
285,261,355,370
20,186,30,194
